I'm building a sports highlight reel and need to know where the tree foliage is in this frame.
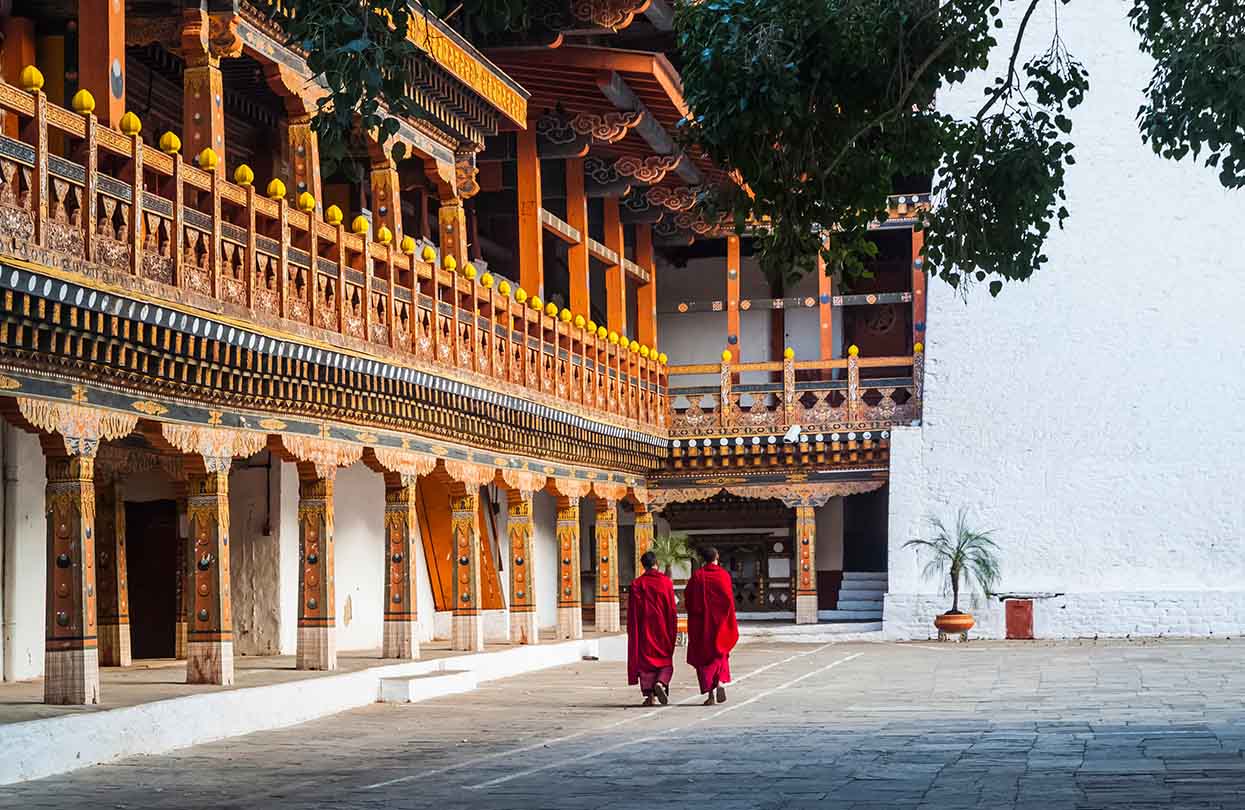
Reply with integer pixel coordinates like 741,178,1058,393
904,510,1000,613
677,0,1242,294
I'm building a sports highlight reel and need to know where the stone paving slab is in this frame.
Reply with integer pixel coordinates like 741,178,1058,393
3,639,1245,808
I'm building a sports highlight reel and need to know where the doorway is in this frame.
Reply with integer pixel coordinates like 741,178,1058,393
125,500,179,659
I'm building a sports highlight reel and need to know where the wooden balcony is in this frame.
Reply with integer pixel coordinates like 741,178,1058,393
0,78,665,436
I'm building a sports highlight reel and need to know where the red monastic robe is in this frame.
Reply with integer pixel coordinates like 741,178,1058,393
684,562,739,692
627,568,678,685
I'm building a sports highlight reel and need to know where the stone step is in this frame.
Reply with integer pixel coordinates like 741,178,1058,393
836,599,884,611
379,669,478,704
837,586,885,598
817,609,883,621
841,571,888,582
739,620,883,639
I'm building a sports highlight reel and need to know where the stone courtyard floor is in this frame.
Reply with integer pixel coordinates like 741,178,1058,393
3,638,1245,809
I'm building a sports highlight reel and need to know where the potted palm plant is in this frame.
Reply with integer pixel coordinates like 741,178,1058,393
904,511,1000,640
648,530,695,578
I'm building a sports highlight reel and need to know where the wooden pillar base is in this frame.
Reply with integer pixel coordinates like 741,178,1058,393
383,619,420,660
509,609,539,645
97,622,132,667
44,647,100,705
795,594,818,625
557,606,583,641
297,625,337,671
187,639,235,685
595,600,621,634
452,613,484,652
174,621,188,659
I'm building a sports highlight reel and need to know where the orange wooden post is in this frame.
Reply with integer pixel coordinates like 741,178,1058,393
372,159,403,243
78,0,126,128
289,115,322,211
604,197,626,336
128,131,144,275
1,17,35,138
516,127,543,296
24,81,48,248
635,223,657,347
566,157,590,315
817,238,835,363
180,11,225,176
726,233,741,358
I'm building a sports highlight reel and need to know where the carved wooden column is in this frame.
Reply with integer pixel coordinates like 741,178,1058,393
95,480,131,667
593,499,621,633
793,504,818,625
634,504,654,583
726,233,741,360
635,224,657,347
449,483,484,652
506,488,538,644
297,467,337,670
43,450,100,704
185,469,234,684
516,125,543,295
604,197,626,336
289,115,323,210
382,474,420,659
555,493,583,640
439,197,469,271
371,159,403,243
567,157,590,315
174,492,189,660
180,9,227,173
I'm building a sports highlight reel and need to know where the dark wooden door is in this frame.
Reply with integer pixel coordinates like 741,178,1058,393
125,500,178,659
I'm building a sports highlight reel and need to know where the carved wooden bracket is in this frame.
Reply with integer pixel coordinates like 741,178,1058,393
162,423,267,472
549,477,593,499
647,185,702,212
455,150,480,200
441,458,496,488
571,110,643,144
501,468,549,496
280,435,364,479
535,108,591,159
592,480,628,502
17,397,138,457
570,0,653,31
615,155,682,185
371,446,439,482
647,480,885,511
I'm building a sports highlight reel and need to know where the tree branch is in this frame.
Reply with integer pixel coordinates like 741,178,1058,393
976,0,1043,120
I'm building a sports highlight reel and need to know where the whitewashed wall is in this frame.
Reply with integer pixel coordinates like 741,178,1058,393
1,427,46,681
332,463,386,652
887,3,1245,639
532,490,558,630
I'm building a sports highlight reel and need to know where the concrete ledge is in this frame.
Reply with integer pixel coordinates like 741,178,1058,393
379,670,477,703
739,622,884,644
0,636,615,785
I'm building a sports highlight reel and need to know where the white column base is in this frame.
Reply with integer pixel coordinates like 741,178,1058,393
297,625,337,671
557,606,583,640
187,639,235,686
383,619,421,659
595,600,621,633
97,622,132,667
452,613,484,652
510,611,540,644
795,594,818,625
44,647,101,705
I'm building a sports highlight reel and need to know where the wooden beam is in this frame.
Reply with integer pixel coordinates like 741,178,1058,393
726,234,741,354
79,0,126,127
540,207,582,245
566,157,591,315
517,126,544,295
635,224,657,347
603,198,626,335
595,71,703,185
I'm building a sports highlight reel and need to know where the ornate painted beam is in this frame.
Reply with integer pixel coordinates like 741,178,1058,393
570,0,653,32
570,109,643,145
596,71,703,185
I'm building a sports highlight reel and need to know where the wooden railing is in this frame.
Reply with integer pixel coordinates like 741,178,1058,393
0,77,665,433
664,352,923,438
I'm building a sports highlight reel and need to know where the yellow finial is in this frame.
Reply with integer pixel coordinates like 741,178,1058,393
629,340,640,353
721,349,732,363
848,344,860,357
559,307,571,322
19,65,43,92
400,235,416,255
351,215,369,236
587,320,598,335
325,205,343,225
784,346,795,360
914,342,924,353
464,264,477,281
119,111,142,137
574,315,585,329
70,89,95,114
597,326,608,340
443,255,457,272
658,352,668,365
377,224,393,245
481,272,494,289
297,192,316,213
640,345,650,359
497,279,510,296
514,287,527,304
420,244,436,262
530,295,543,311
234,164,254,187
196,147,218,171
158,131,181,155
609,331,620,345
266,178,286,200
545,302,558,318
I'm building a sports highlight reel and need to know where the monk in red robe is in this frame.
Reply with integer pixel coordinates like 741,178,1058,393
627,550,677,705
684,546,739,705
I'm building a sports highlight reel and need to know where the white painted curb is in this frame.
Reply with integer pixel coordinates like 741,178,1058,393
0,636,622,785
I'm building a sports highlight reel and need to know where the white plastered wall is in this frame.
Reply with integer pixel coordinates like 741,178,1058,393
332,462,385,652
815,498,844,572
532,490,558,630
228,453,290,656
1,427,46,682
886,2,1245,639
